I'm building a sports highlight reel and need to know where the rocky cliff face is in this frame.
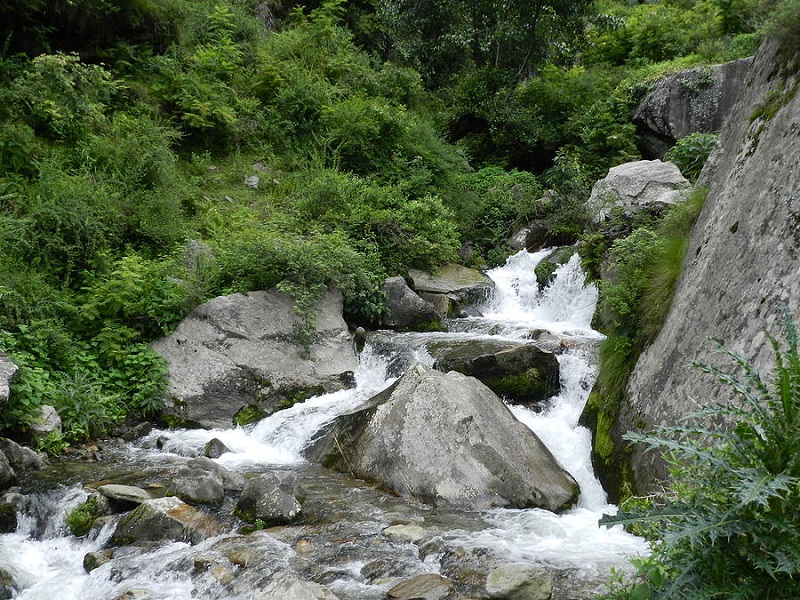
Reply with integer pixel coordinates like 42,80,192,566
618,40,800,493
632,57,753,158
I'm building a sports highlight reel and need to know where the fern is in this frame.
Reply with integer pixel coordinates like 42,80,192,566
601,310,800,599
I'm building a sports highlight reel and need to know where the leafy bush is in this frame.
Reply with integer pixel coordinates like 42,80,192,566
601,311,800,599
663,132,718,182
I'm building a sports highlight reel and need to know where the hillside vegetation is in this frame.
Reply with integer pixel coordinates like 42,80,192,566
0,0,792,449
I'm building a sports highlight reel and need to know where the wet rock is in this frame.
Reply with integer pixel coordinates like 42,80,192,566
167,461,225,508
586,160,690,223
189,456,244,490
235,471,306,526
387,573,454,600
0,452,15,491
115,421,153,443
203,438,230,459
152,288,357,429
108,496,224,546
253,572,339,599
0,492,23,532
533,247,576,290
408,264,494,307
0,438,46,471
381,523,428,544
306,364,579,512
430,339,560,407
97,484,154,510
381,276,441,330
83,549,113,572
486,563,554,599
0,566,14,600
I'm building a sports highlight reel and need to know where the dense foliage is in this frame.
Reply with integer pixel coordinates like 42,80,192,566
601,312,800,598
0,0,793,455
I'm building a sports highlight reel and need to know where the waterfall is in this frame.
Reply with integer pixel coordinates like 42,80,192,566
0,249,647,599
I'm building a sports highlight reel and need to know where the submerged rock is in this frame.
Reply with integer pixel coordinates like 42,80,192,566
306,364,579,512
152,288,357,429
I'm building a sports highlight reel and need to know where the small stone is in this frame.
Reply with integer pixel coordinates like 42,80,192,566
387,573,454,600
244,175,260,189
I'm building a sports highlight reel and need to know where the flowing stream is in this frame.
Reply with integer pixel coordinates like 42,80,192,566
0,249,647,599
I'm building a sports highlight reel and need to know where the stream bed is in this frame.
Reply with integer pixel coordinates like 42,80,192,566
0,249,647,599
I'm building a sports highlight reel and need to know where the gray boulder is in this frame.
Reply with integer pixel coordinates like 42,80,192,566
408,264,494,308
381,277,441,330
633,58,753,158
306,364,578,512
235,471,306,526
109,496,224,546
0,439,45,471
0,353,16,410
586,160,690,223
0,452,15,491
152,288,357,429
429,339,560,406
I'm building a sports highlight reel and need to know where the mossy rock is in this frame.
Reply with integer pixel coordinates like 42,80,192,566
534,247,576,289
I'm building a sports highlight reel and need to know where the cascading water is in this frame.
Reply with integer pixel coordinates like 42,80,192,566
0,249,647,599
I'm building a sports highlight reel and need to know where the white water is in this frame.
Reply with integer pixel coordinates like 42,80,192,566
0,249,647,598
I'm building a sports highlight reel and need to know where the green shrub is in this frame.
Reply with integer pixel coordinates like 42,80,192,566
663,132,718,182
601,311,800,599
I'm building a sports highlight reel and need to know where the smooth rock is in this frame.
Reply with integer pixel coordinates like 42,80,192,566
97,484,154,508
152,288,357,429
381,523,428,544
486,563,554,600
29,405,61,441
203,438,230,459
387,573,453,600
306,364,579,512
586,160,690,223
408,264,494,305
167,462,225,508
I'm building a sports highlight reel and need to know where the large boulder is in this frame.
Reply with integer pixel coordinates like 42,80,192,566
0,439,45,472
610,40,800,495
429,339,560,406
0,353,16,410
632,58,753,158
586,160,690,223
381,276,441,330
306,364,578,512
108,496,224,546
166,456,243,508
408,264,494,310
152,288,358,429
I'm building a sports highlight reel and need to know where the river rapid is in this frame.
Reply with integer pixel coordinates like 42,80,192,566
0,249,647,599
